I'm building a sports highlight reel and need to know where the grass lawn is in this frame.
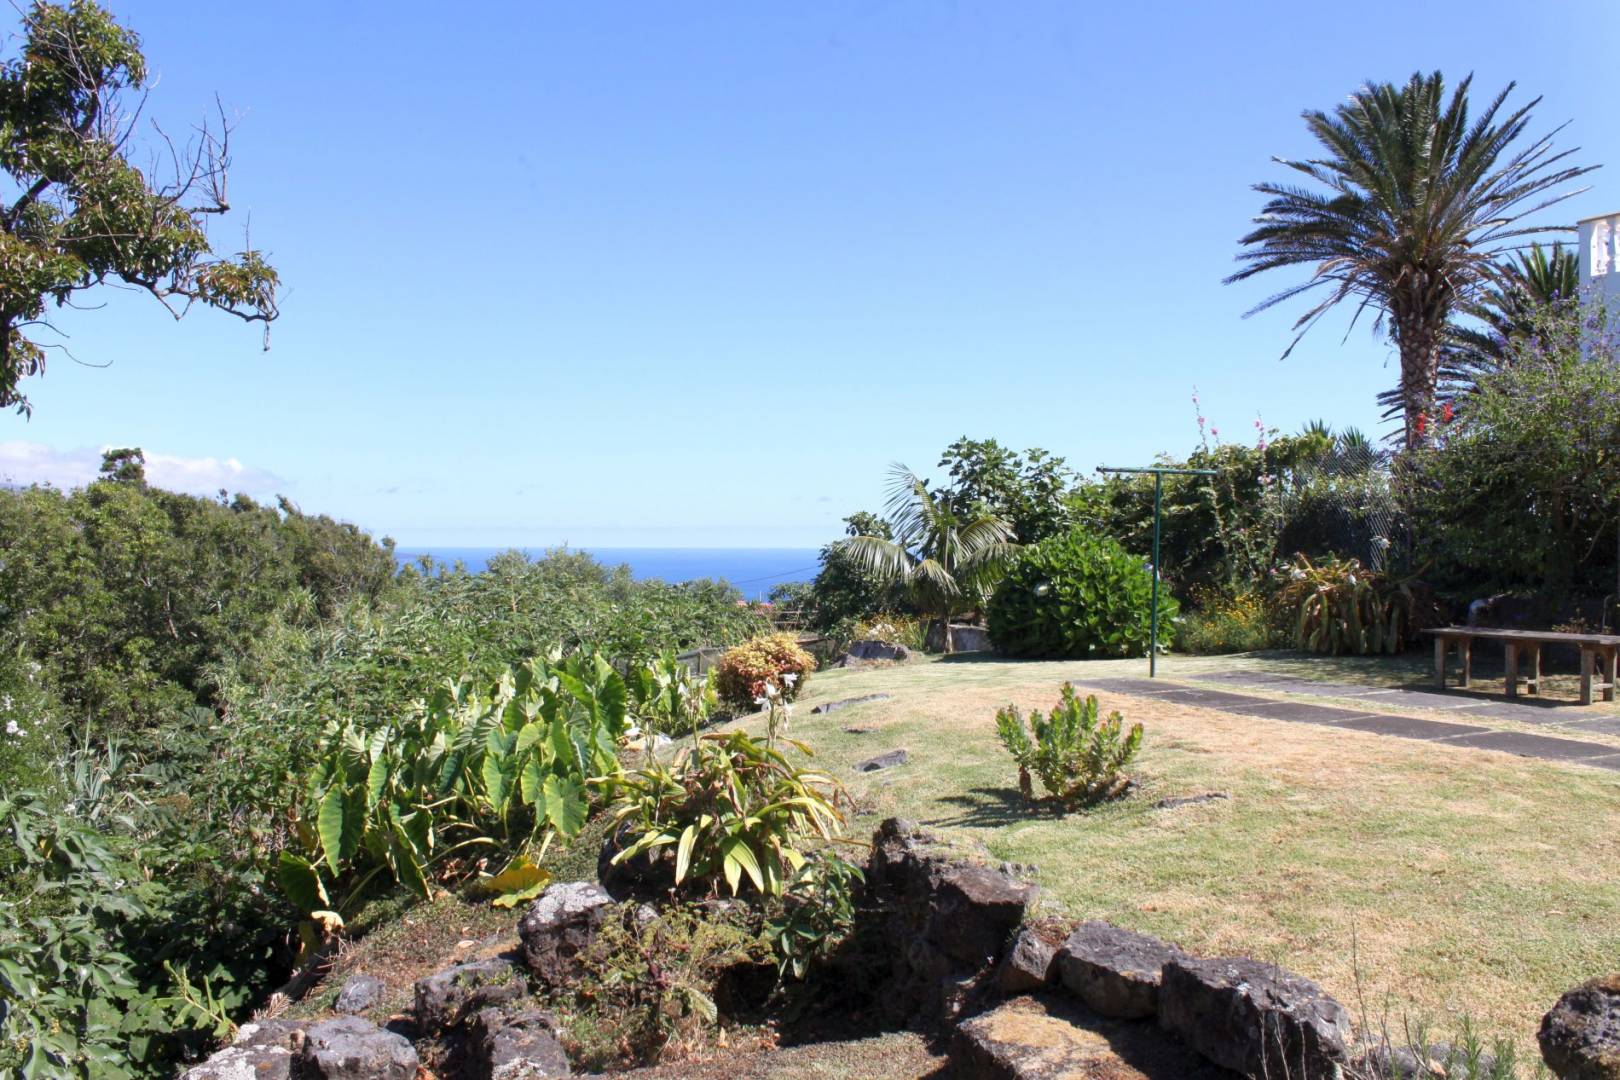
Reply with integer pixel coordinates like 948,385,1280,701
750,651,1620,1048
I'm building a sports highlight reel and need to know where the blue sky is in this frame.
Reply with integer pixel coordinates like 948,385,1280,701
5,1,1617,548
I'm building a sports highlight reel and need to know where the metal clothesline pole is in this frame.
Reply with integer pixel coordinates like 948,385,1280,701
1097,465,1218,677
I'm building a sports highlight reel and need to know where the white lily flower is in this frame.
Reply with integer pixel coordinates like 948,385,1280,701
783,673,798,687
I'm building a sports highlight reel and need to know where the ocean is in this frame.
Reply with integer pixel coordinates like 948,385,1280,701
392,546,823,601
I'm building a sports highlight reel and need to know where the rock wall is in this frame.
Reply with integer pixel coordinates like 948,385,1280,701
182,817,1613,1080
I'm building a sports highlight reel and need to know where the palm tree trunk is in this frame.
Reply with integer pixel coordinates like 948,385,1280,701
1399,320,1443,448
940,612,954,654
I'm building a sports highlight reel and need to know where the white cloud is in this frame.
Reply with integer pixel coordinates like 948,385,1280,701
0,441,285,496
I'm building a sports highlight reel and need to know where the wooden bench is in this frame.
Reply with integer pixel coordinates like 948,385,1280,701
1423,627,1620,705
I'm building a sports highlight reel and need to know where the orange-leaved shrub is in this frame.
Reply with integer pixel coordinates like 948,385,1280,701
714,633,815,709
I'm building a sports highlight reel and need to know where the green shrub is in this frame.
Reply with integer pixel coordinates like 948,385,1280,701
280,652,630,914
764,851,864,982
609,727,846,898
1174,588,1280,655
995,684,1142,804
1275,554,1420,655
552,901,771,1071
625,653,716,738
713,634,814,710
987,530,1174,658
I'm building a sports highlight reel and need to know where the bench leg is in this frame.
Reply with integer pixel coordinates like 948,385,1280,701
1526,644,1541,696
1581,648,1595,705
1504,643,1519,699
1605,647,1618,703
1460,639,1472,689
1434,637,1448,687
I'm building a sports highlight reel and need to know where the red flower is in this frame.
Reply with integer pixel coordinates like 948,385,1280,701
1440,401,1455,424
1415,412,1428,438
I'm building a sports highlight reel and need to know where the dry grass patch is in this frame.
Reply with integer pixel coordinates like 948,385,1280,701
763,656,1620,1048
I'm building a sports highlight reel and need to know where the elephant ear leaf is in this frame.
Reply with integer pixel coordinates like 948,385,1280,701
541,774,587,838
389,819,431,900
277,851,328,914
482,752,512,816
318,785,347,875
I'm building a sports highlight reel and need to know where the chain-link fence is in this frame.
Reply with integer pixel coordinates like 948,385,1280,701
1277,442,1408,572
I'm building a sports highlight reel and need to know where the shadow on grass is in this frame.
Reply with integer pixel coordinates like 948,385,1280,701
924,785,1071,829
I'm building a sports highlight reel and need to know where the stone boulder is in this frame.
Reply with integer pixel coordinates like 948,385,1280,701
855,749,908,773
518,882,615,987
473,1006,572,1078
414,957,525,1034
846,640,913,663
810,692,892,714
951,994,1234,1079
180,1020,305,1080
1158,956,1351,1080
1056,921,1183,1019
926,623,991,654
1540,974,1620,1079
928,864,1039,966
865,818,1038,1025
298,1017,418,1080
334,974,385,1015
997,927,1059,995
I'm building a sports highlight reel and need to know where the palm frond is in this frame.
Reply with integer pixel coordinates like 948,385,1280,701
831,535,914,585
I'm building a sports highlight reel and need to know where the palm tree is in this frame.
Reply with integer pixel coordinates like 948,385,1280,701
1375,242,1580,420
1228,72,1593,447
834,464,1017,653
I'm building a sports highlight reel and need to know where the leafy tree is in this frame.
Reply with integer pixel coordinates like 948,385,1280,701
1,0,279,414
98,447,145,483
1413,297,1620,604
834,464,1016,652
1228,71,1591,447
936,437,1077,542
0,469,395,736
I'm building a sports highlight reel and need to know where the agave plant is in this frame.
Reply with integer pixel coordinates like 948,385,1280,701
1275,553,1417,655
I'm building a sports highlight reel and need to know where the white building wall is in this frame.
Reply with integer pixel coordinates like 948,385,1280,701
1579,212,1620,308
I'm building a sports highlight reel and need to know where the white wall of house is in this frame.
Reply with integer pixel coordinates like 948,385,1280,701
1579,211,1620,307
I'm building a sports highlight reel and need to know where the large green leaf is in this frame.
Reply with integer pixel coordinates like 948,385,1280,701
721,836,764,895
520,756,546,807
389,822,430,900
674,823,697,884
541,774,587,838
365,755,389,811
482,751,511,815
318,785,347,875
276,851,328,913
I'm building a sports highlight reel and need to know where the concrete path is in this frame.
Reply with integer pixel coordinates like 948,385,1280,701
1077,675,1620,773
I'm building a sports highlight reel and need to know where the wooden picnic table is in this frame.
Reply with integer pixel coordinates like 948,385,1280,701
1423,626,1620,705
